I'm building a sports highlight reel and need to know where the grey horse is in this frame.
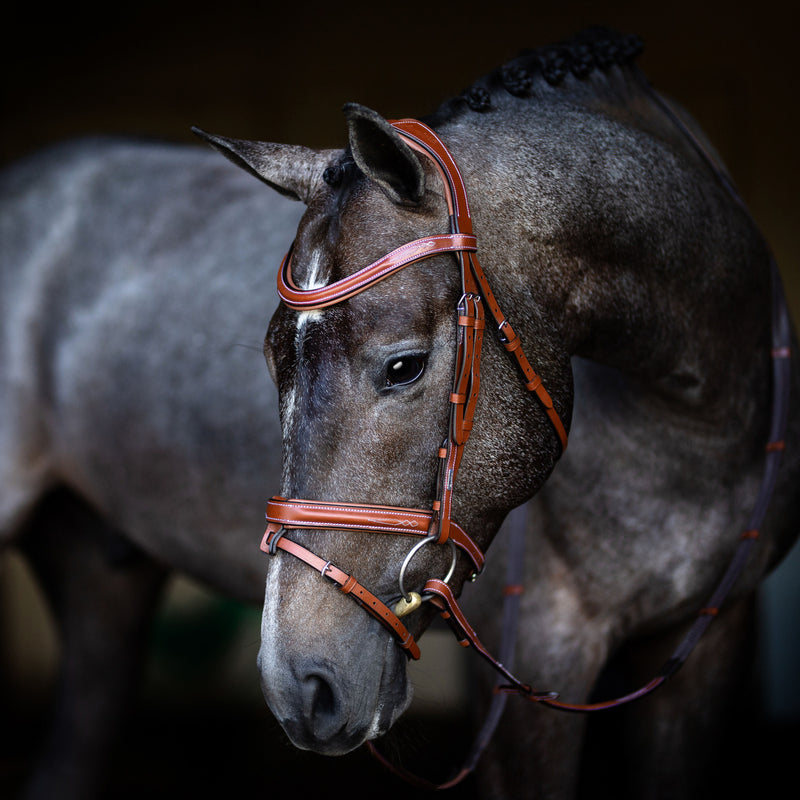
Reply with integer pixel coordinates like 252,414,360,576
0,137,302,798
197,29,800,799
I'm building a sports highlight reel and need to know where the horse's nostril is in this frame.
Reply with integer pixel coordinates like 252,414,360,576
302,672,343,738
307,673,336,715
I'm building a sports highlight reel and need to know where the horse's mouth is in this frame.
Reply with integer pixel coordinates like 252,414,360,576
260,636,412,756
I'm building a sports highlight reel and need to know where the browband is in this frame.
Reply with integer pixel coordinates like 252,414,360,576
279,234,478,310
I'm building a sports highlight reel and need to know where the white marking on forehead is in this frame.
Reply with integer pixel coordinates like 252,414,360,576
295,248,328,332
296,309,324,329
301,249,327,291
283,246,330,487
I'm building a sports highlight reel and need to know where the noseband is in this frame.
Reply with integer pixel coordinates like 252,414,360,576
262,119,568,660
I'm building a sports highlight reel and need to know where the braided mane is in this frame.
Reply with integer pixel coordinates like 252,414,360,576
323,28,644,189
426,27,644,122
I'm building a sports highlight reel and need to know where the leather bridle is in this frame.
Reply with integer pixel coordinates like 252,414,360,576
260,115,792,788
262,119,568,661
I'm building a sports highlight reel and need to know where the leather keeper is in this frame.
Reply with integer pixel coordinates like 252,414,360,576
525,374,543,392
458,315,486,329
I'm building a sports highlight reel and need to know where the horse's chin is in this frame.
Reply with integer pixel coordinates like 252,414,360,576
282,689,412,756
281,682,413,756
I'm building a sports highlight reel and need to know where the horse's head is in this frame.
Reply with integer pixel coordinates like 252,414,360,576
196,103,572,753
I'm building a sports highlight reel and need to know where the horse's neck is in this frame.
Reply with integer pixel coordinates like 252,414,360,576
446,106,773,436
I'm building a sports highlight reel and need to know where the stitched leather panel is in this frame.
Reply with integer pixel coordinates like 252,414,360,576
265,497,485,572
278,233,477,310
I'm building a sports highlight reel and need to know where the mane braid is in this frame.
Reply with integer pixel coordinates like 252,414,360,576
427,27,644,122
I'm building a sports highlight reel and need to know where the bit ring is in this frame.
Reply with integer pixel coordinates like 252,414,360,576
398,534,457,602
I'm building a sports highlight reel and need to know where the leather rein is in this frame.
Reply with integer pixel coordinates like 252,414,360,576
261,117,792,787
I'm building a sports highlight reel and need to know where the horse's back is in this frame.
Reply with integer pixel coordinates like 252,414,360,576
0,139,302,594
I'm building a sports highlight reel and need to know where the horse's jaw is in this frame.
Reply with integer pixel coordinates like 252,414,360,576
257,559,413,755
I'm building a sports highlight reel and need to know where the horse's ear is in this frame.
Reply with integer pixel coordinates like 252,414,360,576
192,127,333,204
343,104,426,206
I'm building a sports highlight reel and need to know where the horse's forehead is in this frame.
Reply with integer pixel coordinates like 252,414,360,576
293,180,436,286
289,209,336,290
271,173,460,389
285,262,453,357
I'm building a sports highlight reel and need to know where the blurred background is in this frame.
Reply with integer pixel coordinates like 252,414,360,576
2,1,798,797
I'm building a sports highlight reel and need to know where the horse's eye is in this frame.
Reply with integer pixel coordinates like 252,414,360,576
385,355,426,388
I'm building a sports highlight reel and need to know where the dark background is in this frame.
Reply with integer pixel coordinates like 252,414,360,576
3,1,798,304
3,0,798,305
2,1,799,798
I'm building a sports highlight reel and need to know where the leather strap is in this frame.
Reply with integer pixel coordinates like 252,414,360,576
468,254,569,450
367,504,529,790
278,233,478,310
423,574,667,711
261,525,421,660
391,118,473,232
265,497,485,573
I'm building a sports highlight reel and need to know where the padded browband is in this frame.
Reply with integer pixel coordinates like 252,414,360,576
279,234,478,310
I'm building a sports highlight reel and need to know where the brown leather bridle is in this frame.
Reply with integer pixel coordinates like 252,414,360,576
262,119,568,662
261,115,792,788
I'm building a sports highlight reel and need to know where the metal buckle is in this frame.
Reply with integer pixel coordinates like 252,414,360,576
457,292,481,318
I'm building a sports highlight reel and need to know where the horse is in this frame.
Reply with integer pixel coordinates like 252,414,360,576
0,137,302,799
196,28,800,799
